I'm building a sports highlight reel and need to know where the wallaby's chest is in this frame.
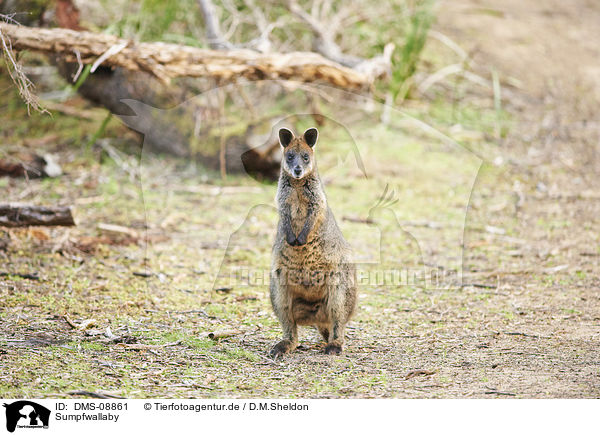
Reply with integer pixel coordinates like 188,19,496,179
286,188,309,234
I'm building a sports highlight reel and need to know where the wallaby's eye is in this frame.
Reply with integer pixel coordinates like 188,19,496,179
302,154,309,163
286,153,294,162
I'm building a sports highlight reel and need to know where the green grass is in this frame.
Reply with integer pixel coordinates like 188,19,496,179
391,0,436,101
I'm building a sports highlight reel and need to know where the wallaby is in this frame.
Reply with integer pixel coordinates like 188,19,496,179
269,127,357,358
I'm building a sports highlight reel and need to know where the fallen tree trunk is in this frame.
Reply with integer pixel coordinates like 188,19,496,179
0,22,371,89
0,204,76,227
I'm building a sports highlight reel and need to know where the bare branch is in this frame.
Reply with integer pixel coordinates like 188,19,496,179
287,0,393,77
354,42,395,78
72,49,83,82
288,0,361,66
196,0,234,50
244,0,269,34
220,0,244,42
90,41,128,73
242,0,279,53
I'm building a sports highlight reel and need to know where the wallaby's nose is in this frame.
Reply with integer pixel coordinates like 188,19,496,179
293,166,302,177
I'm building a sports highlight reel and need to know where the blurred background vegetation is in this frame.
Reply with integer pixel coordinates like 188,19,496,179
1,0,506,172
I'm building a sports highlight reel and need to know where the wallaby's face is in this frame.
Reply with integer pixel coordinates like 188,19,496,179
278,127,318,180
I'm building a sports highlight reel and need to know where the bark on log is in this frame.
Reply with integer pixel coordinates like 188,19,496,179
0,23,371,89
0,204,76,227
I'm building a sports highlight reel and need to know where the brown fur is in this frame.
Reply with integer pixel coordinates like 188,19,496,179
269,127,357,358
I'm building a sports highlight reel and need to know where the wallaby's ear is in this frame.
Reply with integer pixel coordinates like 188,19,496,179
278,128,294,147
303,127,318,147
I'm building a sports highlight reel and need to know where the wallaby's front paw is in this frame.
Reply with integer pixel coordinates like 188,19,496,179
296,230,308,246
270,339,294,359
286,232,298,246
324,344,342,355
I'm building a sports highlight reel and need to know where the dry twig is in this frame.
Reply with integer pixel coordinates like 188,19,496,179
0,15,46,114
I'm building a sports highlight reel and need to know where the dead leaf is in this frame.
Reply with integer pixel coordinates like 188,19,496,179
28,228,50,241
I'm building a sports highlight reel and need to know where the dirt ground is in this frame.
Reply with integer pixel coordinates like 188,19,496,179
1,0,599,398
435,0,600,397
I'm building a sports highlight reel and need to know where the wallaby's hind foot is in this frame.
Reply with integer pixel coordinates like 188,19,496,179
324,343,342,355
269,339,296,359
